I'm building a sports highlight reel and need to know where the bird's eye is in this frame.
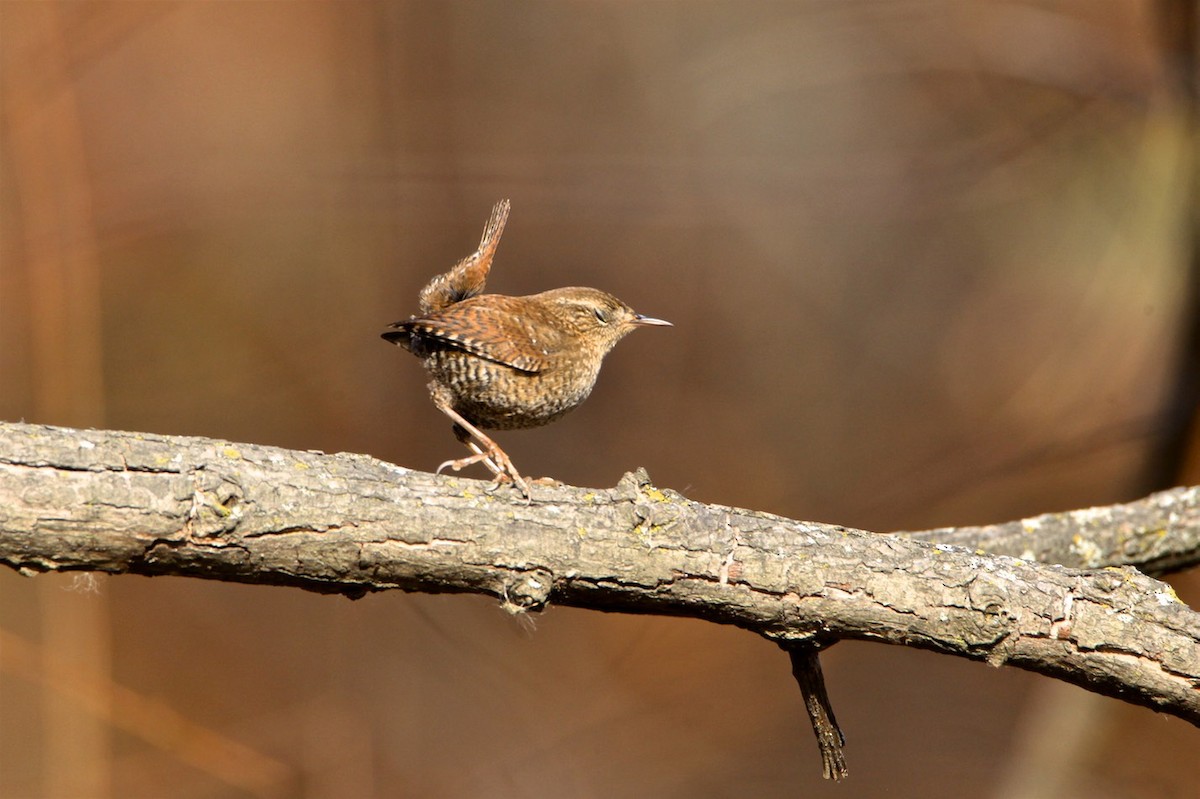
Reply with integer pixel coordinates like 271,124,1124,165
593,308,609,325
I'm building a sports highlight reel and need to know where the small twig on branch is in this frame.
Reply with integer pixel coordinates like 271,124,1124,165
784,642,847,781
2,421,1199,779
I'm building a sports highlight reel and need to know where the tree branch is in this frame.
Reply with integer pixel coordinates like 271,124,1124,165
904,490,1200,577
2,421,1199,740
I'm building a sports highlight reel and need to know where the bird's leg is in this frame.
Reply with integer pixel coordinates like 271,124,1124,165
433,400,531,498
457,434,501,476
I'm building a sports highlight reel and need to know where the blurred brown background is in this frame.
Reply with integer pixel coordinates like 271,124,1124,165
2,1,1199,797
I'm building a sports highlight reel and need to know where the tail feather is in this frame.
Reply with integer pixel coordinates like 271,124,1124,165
418,199,511,314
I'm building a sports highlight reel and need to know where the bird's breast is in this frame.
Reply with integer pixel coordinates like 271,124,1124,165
422,348,601,430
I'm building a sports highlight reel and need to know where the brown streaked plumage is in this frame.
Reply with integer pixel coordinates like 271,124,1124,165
382,200,670,496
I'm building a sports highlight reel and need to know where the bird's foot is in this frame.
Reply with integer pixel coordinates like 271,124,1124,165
435,404,531,500
436,447,531,501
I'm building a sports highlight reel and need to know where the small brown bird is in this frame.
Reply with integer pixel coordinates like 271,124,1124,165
382,200,671,495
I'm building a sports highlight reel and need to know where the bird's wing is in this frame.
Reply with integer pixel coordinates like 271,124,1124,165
386,297,564,373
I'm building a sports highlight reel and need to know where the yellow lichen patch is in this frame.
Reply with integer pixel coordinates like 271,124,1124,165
222,447,241,459
200,492,233,517
643,486,668,502
293,460,310,470
1070,534,1103,566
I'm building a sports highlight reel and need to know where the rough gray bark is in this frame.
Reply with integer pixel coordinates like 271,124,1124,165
2,421,1199,732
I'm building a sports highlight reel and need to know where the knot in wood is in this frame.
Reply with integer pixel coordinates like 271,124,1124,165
615,467,653,500
187,470,245,537
500,568,553,614
966,572,1013,618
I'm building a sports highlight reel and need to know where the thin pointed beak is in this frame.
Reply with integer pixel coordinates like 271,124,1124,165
633,314,672,327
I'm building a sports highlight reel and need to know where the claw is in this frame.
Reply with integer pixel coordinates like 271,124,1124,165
436,451,494,475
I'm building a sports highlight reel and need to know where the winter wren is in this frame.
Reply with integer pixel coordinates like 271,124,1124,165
382,200,671,495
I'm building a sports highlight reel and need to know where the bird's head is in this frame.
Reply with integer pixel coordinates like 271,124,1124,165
538,287,672,355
